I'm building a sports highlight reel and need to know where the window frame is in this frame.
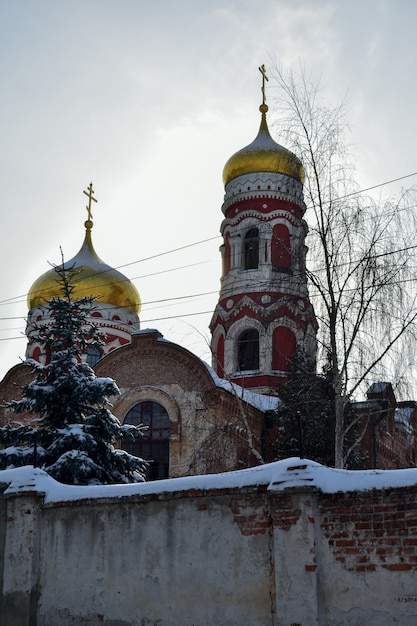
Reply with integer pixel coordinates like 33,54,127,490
237,328,260,371
122,400,170,480
243,227,259,270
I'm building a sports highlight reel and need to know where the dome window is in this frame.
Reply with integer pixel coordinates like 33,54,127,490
87,347,101,367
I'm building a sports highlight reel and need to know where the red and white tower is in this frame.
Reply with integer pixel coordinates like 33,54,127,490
210,70,317,395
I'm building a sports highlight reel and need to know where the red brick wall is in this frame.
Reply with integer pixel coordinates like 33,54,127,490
0,363,34,426
319,487,417,573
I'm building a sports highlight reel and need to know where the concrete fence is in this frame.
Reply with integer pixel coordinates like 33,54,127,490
1,460,417,625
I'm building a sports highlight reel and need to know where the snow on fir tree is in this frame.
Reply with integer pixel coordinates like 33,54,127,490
0,262,147,485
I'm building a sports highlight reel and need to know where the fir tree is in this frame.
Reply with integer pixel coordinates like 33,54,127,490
274,351,364,468
0,263,147,485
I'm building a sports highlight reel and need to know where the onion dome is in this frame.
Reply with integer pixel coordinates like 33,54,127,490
27,187,141,315
222,103,305,186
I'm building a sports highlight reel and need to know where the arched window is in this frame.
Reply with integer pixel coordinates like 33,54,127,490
223,233,231,276
122,401,170,480
272,327,296,372
237,329,259,371
271,224,291,270
215,333,225,377
32,346,42,363
243,228,259,270
87,347,101,367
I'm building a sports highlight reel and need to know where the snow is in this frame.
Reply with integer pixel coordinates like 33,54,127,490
203,363,281,412
395,407,414,433
367,381,391,394
2,458,417,505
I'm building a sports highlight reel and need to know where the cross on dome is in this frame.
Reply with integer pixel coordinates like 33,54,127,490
258,64,269,106
83,182,97,222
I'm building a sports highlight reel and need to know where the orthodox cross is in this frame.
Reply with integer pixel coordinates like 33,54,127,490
83,182,97,221
258,64,269,105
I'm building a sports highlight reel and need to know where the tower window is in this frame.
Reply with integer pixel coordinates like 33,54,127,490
215,333,225,377
271,224,291,270
122,401,170,480
272,327,296,372
243,228,259,270
237,329,259,371
223,233,231,276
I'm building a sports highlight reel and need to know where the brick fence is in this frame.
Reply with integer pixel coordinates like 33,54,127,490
1,460,417,625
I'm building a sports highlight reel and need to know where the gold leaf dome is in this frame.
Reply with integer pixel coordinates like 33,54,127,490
28,220,141,315
222,104,305,186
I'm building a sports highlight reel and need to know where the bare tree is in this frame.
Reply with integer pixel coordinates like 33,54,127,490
269,64,417,467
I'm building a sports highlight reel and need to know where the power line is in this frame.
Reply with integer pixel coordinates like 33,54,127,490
0,170,417,349
0,236,221,307
142,310,214,323
1,234,417,325
0,259,217,308
116,236,220,270
1,166,417,309
337,172,417,200
2,169,417,308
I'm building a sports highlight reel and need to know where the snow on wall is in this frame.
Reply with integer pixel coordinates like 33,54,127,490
2,457,417,504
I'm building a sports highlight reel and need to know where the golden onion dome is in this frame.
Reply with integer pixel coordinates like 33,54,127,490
27,195,141,315
222,104,305,186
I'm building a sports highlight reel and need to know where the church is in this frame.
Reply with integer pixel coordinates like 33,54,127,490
0,74,415,477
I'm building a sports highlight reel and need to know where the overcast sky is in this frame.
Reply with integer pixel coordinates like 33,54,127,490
1,0,416,385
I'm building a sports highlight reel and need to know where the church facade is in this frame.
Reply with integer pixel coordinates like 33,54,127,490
0,79,415,477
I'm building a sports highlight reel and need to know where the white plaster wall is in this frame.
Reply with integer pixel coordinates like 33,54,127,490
315,529,417,625
37,495,272,626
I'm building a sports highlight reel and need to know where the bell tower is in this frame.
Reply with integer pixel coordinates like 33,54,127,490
210,67,317,395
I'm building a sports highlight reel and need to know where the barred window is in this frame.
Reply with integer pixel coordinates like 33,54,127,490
122,401,170,480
